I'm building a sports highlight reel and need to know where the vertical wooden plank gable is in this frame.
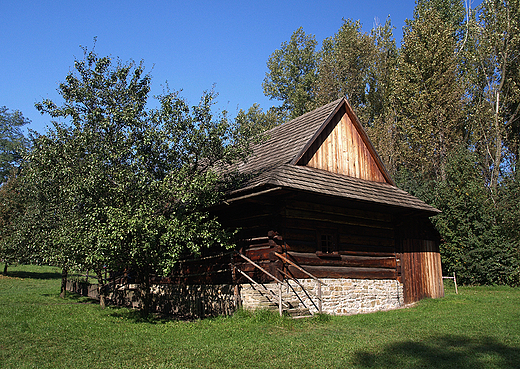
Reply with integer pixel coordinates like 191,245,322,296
299,106,388,183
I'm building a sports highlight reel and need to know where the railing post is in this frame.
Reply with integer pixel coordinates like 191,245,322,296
318,280,322,314
279,282,283,316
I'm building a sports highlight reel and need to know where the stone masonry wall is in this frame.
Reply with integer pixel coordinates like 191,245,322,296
240,278,404,315
67,280,238,319
68,278,403,317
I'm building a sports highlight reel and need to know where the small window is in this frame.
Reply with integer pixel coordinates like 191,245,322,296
320,234,335,254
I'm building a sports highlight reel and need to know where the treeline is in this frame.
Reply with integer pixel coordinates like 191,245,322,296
261,0,520,286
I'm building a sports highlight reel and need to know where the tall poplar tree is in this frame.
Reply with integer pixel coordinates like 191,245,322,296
314,19,376,123
467,0,520,192
394,6,464,186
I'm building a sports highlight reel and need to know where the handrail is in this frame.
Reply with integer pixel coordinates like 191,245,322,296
278,268,320,312
235,252,283,284
234,265,291,310
275,252,327,286
234,267,285,304
277,268,321,301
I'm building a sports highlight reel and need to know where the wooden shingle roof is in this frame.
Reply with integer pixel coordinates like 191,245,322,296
236,98,343,174
230,98,440,215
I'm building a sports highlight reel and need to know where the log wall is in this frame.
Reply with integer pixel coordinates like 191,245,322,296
280,199,398,281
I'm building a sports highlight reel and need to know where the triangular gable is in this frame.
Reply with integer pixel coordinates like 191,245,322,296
292,98,394,185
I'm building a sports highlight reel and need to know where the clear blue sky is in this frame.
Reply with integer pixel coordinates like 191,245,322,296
1,0,477,134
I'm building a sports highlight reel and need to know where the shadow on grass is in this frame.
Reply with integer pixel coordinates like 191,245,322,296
353,335,520,369
107,307,173,324
4,270,62,280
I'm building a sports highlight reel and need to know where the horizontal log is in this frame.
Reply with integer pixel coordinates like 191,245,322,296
233,258,283,283
286,265,397,280
339,234,395,248
284,209,394,230
273,239,396,255
286,251,396,269
338,250,396,257
234,261,271,273
338,243,395,254
241,248,272,262
287,200,393,223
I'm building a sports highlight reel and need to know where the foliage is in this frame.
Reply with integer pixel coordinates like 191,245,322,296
394,6,464,183
433,147,519,285
0,106,30,183
314,19,377,121
21,49,252,311
262,27,318,120
1,264,520,369
464,0,520,192
234,103,282,137
0,170,33,273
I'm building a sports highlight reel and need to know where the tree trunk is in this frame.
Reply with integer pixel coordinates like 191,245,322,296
96,269,106,309
3,262,7,275
60,267,68,298
491,90,503,198
139,269,152,317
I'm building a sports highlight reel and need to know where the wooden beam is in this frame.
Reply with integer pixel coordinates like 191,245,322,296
224,187,282,204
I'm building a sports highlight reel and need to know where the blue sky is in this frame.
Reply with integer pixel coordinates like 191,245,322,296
1,1,477,134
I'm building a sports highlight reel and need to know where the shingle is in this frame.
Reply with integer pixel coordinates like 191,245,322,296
236,98,342,173
230,99,440,215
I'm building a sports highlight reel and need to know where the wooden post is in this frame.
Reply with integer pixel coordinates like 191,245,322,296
317,280,322,314
453,271,458,294
279,282,283,317
231,258,241,308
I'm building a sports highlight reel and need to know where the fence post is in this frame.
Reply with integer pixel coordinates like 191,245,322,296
453,271,458,294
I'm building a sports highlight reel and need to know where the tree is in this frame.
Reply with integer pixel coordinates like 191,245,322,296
363,18,400,176
26,49,252,312
394,6,464,185
0,170,27,274
262,27,318,120
235,104,282,137
465,0,520,194
314,19,377,123
433,147,519,285
0,107,30,183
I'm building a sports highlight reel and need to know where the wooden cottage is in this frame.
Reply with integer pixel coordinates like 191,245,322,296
162,97,444,317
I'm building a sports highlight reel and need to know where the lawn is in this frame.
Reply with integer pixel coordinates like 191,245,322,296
1,264,519,369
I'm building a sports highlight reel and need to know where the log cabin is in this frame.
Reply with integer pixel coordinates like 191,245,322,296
159,97,444,317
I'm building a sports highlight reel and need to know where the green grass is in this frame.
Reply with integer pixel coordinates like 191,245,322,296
1,264,519,368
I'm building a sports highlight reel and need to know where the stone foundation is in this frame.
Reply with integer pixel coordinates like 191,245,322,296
67,280,238,319
240,278,403,315
68,278,403,317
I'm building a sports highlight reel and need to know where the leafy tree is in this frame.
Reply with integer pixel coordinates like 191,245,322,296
363,18,400,176
314,19,376,122
433,147,519,286
0,107,30,183
394,6,464,185
465,0,520,194
262,27,318,119
414,0,466,37
0,170,28,274
26,49,252,312
235,104,282,137
22,123,95,298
